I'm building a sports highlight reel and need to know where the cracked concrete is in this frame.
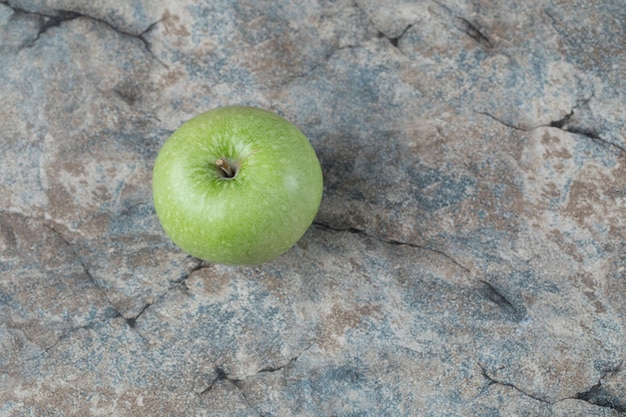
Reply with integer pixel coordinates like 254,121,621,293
478,101,626,155
313,220,472,274
480,361,626,413
8,3,160,58
479,362,554,405
1,0,625,416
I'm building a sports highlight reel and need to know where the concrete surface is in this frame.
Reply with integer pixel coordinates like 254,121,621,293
1,0,625,415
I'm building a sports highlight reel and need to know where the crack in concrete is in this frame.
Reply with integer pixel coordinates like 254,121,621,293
376,24,413,48
2,0,162,62
269,1,412,90
575,382,626,412
269,42,363,91
2,212,153,353
43,223,150,337
456,16,493,49
313,221,471,274
257,359,296,374
200,366,265,417
352,0,412,50
258,343,313,374
480,362,626,412
168,257,211,290
200,366,239,395
6,4,81,49
479,280,526,322
478,363,554,405
43,224,121,313
124,302,152,328
25,320,104,362
477,111,528,131
477,107,625,155
200,345,313,416
548,110,625,153
575,362,626,413
433,0,494,49
391,343,426,357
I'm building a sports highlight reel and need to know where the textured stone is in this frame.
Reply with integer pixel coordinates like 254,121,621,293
1,0,625,416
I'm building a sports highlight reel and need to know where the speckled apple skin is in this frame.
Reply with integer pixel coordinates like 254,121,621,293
152,106,323,265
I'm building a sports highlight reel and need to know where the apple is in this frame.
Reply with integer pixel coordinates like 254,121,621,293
152,106,323,265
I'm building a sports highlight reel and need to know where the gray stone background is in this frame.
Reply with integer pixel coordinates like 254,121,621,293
0,0,625,415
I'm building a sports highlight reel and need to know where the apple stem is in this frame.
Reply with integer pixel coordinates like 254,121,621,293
216,158,235,178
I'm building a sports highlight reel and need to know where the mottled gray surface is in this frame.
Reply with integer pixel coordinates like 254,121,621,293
1,0,625,415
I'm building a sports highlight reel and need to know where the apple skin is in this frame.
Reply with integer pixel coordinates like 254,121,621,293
152,106,323,266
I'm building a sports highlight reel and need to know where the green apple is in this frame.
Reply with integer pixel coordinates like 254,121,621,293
152,106,323,265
